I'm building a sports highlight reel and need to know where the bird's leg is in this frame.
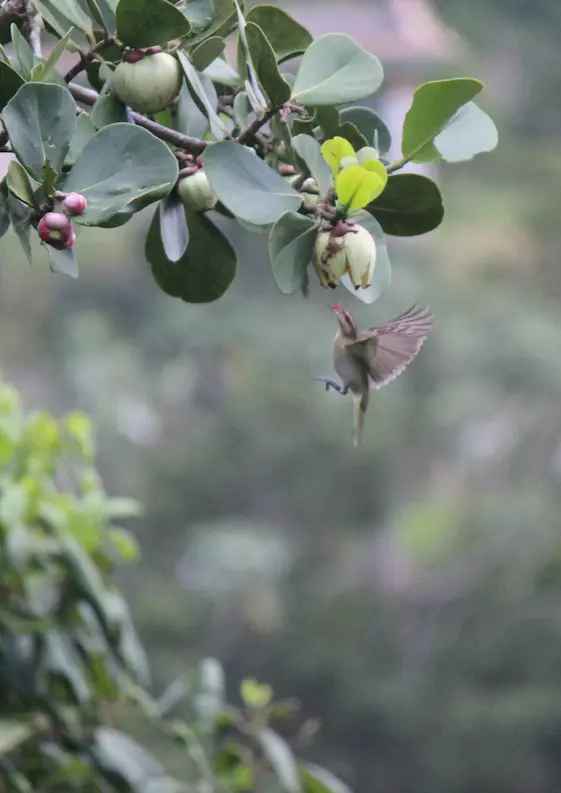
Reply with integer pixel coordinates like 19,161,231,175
315,376,348,395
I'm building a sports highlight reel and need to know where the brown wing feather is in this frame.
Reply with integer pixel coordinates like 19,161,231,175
351,304,435,390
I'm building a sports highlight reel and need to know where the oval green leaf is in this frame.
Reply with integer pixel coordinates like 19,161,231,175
202,141,302,225
258,728,302,793
367,173,444,236
340,105,391,154
291,34,383,107
268,211,317,294
246,4,312,63
0,61,24,111
45,244,79,278
6,161,35,207
298,762,352,793
3,83,77,182
159,191,189,263
190,36,225,72
146,205,237,303
292,134,332,198
246,21,291,105
116,0,190,47
401,78,483,163
61,123,179,226
434,101,499,162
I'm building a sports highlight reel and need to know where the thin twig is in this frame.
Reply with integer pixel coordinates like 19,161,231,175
24,0,42,58
64,37,117,83
236,103,280,145
67,82,208,155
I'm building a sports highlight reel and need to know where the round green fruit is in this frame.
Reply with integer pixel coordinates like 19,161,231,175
112,51,182,114
177,170,218,213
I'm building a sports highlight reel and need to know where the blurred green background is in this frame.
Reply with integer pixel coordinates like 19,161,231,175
3,0,561,791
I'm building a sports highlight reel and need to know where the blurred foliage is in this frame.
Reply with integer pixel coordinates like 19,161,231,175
0,379,348,793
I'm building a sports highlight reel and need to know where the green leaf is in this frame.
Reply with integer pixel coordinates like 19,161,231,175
190,36,224,71
33,0,93,38
292,134,332,198
291,34,383,107
336,165,385,210
65,114,98,166
258,728,302,793
106,528,140,562
234,0,268,114
233,91,251,129
298,762,352,793
0,61,24,111
6,161,35,207
433,101,499,162
175,81,209,139
61,123,179,226
3,83,76,182
6,195,32,263
401,78,483,163
324,122,367,154
182,0,215,32
38,27,75,81
203,55,240,86
246,21,291,105
341,212,390,305
116,0,190,48
367,173,444,236
45,244,79,278
187,0,236,48
246,5,312,63
92,728,167,787
268,211,317,294
10,23,34,78
339,106,391,155
177,50,229,140
38,631,91,704
240,678,273,709
146,205,237,302
0,190,10,240
0,720,35,756
195,657,226,727
203,141,302,224
314,106,339,138
159,191,189,263
90,94,127,128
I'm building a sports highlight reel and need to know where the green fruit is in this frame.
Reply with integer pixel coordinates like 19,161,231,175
112,52,182,114
177,170,218,212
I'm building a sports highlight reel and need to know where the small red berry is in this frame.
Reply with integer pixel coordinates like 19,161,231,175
196,156,203,168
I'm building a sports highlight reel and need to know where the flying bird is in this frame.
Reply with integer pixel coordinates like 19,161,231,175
317,303,435,446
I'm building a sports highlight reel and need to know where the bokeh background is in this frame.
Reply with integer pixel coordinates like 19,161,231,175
3,1,561,791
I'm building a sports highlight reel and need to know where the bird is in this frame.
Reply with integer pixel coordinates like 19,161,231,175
316,303,435,447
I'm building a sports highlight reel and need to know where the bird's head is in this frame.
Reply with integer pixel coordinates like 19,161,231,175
331,304,358,338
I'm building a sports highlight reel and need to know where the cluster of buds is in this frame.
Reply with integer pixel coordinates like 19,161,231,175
37,192,87,251
312,219,376,290
176,156,218,213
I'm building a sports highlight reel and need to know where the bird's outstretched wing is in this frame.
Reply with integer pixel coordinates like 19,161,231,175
352,303,435,389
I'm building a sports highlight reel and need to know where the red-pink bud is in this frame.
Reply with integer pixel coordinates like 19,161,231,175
63,193,87,215
38,212,73,244
144,45,164,56
43,212,71,232
122,49,145,63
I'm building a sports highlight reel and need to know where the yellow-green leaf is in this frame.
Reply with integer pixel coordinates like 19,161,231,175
336,165,386,210
321,136,356,177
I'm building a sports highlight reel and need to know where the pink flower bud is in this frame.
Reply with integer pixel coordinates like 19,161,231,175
38,213,73,244
144,46,164,56
122,49,145,63
43,212,71,232
63,193,87,215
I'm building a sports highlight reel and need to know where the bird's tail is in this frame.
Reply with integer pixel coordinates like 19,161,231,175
352,389,369,447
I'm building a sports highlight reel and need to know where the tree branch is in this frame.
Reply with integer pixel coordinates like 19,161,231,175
64,37,116,84
236,103,280,145
67,83,207,155
24,0,42,58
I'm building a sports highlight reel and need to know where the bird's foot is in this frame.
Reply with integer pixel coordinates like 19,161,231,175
315,376,346,395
